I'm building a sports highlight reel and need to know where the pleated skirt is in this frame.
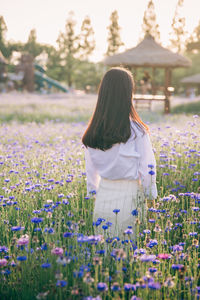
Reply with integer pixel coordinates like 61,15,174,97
93,177,147,241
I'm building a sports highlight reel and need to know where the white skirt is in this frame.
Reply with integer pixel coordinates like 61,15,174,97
93,177,147,241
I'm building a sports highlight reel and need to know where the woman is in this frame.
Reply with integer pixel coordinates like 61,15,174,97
82,67,157,242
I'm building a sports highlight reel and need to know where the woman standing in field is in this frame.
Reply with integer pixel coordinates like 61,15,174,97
82,67,157,241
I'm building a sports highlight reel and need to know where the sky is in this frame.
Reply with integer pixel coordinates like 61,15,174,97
1,0,200,62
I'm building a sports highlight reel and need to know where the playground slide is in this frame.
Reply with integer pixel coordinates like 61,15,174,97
34,70,68,93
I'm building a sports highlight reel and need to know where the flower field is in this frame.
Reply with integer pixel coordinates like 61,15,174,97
0,96,199,300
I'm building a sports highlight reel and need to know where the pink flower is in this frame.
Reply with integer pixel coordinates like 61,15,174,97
51,247,64,256
0,258,8,267
17,235,29,246
158,253,171,260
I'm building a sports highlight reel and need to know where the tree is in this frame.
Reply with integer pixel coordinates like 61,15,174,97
169,0,187,53
141,0,160,42
24,29,43,58
106,10,124,56
45,45,64,81
0,16,23,60
79,16,95,60
57,11,79,87
0,15,8,58
186,20,200,53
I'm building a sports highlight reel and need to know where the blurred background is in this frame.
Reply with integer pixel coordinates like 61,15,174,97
0,0,200,116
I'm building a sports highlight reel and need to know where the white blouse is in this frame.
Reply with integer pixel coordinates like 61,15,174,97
84,121,158,200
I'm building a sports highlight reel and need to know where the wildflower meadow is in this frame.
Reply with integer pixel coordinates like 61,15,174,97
0,95,199,300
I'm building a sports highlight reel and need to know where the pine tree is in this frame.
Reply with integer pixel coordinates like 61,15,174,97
186,20,200,52
0,16,22,59
79,16,95,60
0,16,8,57
169,0,187,53
57,11,79,87
106,10,124,56
141,0,160,42
24,29,43,58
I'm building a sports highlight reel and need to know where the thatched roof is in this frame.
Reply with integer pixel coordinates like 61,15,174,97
0,51,7,64
181,73,200,84
104,34,191,68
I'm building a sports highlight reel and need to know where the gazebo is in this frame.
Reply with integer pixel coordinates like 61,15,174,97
103,34,191,113
181,73,200,95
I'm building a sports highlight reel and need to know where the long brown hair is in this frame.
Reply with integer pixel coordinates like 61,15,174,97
82,67,149,151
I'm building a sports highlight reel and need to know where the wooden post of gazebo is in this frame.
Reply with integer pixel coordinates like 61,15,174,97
151,67,156,95
164,68,171,114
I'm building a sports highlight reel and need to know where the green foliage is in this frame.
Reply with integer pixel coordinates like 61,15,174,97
23,29,44,58
45,46,63,81
79,16,95,60
0,15,11,59
169,0,187,53
0,16,30,60
186,20,200,52
172,51,200,93
141,0,160,42
172,100,200,114
73,61,104,91
56,11,80,87
106,10,124,56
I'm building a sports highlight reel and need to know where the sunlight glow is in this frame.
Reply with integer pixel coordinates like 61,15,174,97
1,0,200,61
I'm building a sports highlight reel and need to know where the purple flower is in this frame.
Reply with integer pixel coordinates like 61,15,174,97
111,282,121,291
143,229,151,234
124,228,133,235
172,245,183,252
0,246,8,253
11,226,23,231
124,283,133,291
97,282,108,292
131,209,138,216
189,232,197,236
148,164,154,169
41,263,51,268
146,239,158,248
148,219,155,223
172,264,184,270
106,221,112,227
102,225,108,230
17,256,27,261
56,280,67,287
96,249,105,255
31,217,43,224
149,267,157,273
148,282,161,290
140,254,156,262
63,232,73,238
149,170,155,175
113,209,120,214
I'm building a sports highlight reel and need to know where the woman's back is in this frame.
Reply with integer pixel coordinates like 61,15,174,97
85,120,157,200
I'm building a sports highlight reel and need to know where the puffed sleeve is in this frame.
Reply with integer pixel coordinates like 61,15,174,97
135,131,158,200
84,147,100,196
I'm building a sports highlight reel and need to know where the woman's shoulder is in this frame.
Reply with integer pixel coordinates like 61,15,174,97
130,120,147,139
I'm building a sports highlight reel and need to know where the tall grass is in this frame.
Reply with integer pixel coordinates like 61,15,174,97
172,100,200,114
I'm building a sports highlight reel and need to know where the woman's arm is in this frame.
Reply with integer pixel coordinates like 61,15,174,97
136,131,158,200
84,147,100,196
